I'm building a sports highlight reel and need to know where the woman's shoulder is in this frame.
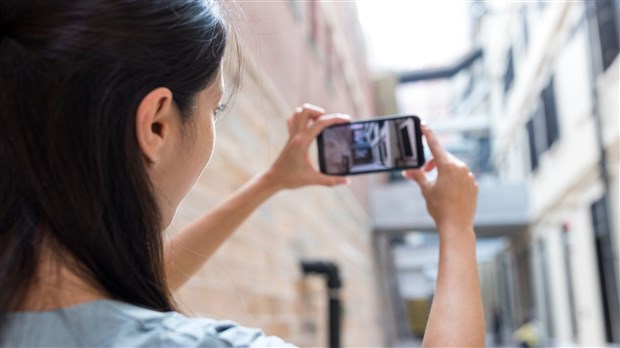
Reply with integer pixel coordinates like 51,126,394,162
4,299,295,347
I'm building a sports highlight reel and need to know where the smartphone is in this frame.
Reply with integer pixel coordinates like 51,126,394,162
317,115,425,175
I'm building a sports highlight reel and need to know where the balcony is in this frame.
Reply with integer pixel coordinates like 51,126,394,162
370,176,528,237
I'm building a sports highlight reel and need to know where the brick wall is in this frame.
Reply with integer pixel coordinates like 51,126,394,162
167,2,384,346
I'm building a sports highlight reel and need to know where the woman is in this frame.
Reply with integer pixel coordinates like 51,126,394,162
0,0,484,346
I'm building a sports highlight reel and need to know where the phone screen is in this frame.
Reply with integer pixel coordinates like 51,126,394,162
317,115,425,175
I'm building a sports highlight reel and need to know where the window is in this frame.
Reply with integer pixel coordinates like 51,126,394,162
309,1,318,43
325,24,332,65
400,127,413,157
380,139,387,162
526,118,538,171
307,1,321,63
504,47,515,94
477,136,492,173
594,0,620,71
591,197,620,343
526,77,560,172
287,0,301,20
325,24,335,95
561,228,579,340
537,239,555,337
521,6,529,50
541,78,559,148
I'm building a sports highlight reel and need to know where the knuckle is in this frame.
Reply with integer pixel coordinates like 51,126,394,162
436,158,448,167
300,103,320,115
290,135,304,146
316,119,332,128
295,105,310,116
444,162,457,172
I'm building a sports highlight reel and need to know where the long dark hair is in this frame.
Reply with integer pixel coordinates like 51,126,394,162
0,0,228,329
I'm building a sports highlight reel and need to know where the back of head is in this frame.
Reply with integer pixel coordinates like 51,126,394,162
0,0,227,328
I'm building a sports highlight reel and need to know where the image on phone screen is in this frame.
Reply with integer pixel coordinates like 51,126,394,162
317,115,425,176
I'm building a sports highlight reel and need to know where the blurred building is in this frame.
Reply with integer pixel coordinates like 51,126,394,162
471,1,620,346
166,1,383,347
369,6,527,348
369,1,619,347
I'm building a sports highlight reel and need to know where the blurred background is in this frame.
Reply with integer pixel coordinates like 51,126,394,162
167,1,620,347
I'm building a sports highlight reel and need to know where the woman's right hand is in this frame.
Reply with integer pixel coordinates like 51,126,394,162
405,125,485,347
402,125,478,234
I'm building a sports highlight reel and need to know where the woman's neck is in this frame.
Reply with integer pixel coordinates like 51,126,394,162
18,248,108,312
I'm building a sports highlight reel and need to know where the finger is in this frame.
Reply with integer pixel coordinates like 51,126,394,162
423,158,436,172
287,117,294,136
447,151,466,166
421,125,448,165
303,114,351,145
402,169,430,191
468,171,479,187
315,174,350,187
291,104,325,135
303,103,328,122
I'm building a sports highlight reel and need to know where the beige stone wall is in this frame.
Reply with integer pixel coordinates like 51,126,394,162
166,42,384,347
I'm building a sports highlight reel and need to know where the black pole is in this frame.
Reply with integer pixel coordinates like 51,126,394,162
301,260,342,348
328,290,341,348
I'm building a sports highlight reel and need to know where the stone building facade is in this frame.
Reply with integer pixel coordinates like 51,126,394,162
166,1,384,346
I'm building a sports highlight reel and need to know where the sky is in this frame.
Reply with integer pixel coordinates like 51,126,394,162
356,0,472,72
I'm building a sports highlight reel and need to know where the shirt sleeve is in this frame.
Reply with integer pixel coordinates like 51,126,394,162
209,320,297,348
157,313,297,348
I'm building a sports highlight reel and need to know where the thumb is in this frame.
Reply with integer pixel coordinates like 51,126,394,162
317,174,350,187
403,169,430,191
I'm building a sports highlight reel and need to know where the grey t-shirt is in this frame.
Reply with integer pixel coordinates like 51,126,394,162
3,300,295,347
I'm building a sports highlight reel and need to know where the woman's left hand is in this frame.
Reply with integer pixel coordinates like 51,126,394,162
263,103,351,190
165,104,350,290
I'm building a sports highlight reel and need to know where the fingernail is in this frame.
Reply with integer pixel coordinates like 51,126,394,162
338,177,350,185
304,103,325,113
295,107,303,113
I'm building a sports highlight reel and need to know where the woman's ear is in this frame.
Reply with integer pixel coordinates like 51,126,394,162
135,87,176,165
